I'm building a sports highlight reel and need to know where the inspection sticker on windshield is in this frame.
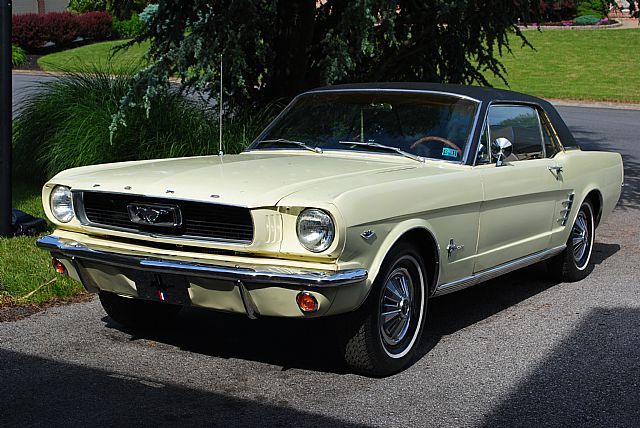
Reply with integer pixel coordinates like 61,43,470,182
442,147,459,158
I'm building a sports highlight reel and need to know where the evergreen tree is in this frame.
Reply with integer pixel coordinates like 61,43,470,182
116,0,546,123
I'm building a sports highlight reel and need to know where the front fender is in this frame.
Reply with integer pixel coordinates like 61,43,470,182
330,219,442,314
362,219,441,286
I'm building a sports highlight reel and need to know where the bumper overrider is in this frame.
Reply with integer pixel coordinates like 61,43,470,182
36,235,368,318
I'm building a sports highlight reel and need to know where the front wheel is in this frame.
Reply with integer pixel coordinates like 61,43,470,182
342,243,428,377
547,200,595,282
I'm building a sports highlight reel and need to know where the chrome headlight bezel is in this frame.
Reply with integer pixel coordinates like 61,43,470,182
49,185,74,223
296,208,335,253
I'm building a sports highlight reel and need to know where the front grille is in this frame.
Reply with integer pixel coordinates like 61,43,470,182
77,191,254,243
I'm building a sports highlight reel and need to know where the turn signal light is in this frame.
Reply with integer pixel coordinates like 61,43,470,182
296,292,318,313
52,258,67,275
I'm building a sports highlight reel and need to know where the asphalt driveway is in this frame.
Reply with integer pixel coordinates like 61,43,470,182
2,82,639,426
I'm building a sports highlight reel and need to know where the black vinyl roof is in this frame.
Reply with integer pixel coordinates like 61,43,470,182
306,82,577,148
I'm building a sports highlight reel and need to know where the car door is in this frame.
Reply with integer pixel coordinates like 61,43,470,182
474,104,563,273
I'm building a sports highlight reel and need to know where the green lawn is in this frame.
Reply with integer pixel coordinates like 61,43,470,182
0,183,82,306
36,31,640,102
38,39,150,74
484,29,640,103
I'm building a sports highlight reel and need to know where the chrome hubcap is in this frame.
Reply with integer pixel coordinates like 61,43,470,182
572,211,590,268
380,267,413,347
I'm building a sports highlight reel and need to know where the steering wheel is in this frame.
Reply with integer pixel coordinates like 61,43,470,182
410,136,462,154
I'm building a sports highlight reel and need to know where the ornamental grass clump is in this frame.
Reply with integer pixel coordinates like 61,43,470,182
12,44,27,67
13,65,279,183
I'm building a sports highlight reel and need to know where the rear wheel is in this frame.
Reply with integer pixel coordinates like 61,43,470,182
547,200,595,282
98,291,182,328
342,243,428,377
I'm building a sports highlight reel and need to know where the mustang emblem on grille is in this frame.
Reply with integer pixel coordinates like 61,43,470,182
127,203,182,227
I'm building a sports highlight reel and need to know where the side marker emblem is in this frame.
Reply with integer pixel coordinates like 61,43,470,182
361,230,376,240
446,239,464,258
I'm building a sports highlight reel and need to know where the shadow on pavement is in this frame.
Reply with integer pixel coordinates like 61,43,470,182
481,307,640,427
591,242,621,265
413,241,617,361
106,303,351,375
420,262,557,354
610,154,638,210
100,243,618,376
0,348,368,427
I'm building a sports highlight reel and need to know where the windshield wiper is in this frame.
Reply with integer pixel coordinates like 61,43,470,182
338,141,424,163
255,139,323,154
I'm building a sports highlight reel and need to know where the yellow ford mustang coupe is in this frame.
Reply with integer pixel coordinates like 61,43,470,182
37,83,623,376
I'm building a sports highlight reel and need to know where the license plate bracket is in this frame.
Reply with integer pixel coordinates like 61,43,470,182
130,270,190,305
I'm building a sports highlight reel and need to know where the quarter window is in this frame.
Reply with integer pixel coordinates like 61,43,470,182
540,114,561,158
476,122,491,165
486,105,544,162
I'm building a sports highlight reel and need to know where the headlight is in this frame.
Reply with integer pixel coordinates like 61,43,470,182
296,209,335,253
50,186,74,223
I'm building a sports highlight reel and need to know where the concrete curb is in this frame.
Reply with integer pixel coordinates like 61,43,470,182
12,69,66,77
518,22,624,30
12,69,181,83
546,98,640,111
12,71,640,111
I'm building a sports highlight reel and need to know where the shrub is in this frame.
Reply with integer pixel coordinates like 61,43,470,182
13,67,279,182
12,13,47,51
69,0,150,20
574,14,602,24
539,0,577,21
67,0,107,14
576,0,609,18
42,12,80,47
112,12,145,39
78,11,113,40
12,44,27,67
13,11,114,49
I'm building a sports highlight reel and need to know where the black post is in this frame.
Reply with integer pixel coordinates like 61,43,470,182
0,0,12,237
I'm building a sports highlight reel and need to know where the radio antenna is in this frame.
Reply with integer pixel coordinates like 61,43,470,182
218,54,224,156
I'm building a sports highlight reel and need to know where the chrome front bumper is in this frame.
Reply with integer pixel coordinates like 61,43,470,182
36,235,368,288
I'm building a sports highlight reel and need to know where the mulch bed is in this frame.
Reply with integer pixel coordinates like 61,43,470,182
13,39,95,72
0,293,94,322
539,20,619,27
17,54,43,71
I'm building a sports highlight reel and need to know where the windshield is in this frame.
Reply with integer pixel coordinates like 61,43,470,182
250,91,479,162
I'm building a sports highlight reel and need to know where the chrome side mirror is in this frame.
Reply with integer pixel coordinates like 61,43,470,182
491,138,513,166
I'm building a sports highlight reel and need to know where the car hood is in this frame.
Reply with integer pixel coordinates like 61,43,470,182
51,151,427,208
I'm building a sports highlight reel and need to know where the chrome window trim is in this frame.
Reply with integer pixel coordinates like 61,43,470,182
473,107,491,166
538,109,565,157
300,88,481,103
464,99,483,165
472,101,561,166
473,101,496,166
535,108,547,158
244,147,464,165
248,89,482,165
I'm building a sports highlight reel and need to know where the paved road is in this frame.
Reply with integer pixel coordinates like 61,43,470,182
2,79,639,426
11,73,55,114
